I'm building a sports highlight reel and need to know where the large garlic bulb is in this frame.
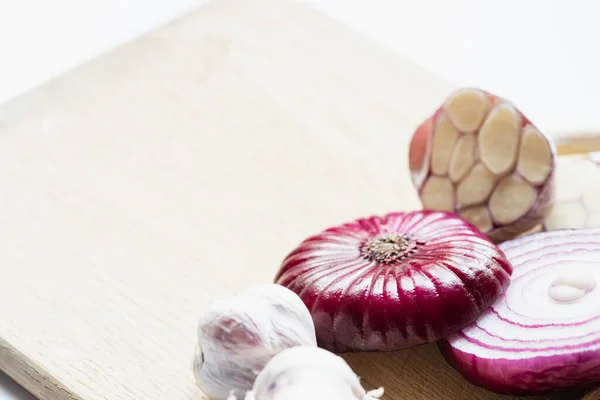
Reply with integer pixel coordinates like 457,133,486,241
193,284,317,399
238,346,384,400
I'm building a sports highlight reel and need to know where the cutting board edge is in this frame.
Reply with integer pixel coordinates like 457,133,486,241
1,336,80,400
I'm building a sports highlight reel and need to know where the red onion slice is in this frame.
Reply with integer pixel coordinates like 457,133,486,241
439,228,600,396
274,210,512,352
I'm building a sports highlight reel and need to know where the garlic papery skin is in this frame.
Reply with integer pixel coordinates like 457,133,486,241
245,346,384,400
193,284,317,399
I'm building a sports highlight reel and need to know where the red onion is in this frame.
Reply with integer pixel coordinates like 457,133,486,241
409,87,556,243
274,210,512,352
439,228,600,396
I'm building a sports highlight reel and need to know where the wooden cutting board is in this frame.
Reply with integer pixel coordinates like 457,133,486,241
0,0,581,399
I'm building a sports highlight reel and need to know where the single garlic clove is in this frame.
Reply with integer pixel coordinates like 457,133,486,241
193,284,317,399
249,346,383,400
408,87,556,243
256,368,362,400
274,210,512,352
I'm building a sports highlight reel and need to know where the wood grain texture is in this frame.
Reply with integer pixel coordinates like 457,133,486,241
582,387,600,400
0,0,581,399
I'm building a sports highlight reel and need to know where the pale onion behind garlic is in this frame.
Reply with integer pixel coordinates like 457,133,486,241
193,284,317,399
232,346,384,400
542,151,600,231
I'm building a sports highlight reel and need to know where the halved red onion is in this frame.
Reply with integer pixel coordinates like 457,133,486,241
439,228,600,396
274,210,512,352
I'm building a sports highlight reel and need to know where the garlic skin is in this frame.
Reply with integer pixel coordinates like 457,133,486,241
193,284,317,399
241,346,384,400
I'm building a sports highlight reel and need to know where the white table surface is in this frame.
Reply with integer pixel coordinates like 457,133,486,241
1,0,599,398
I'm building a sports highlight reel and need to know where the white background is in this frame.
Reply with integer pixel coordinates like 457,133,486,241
1,0,599,398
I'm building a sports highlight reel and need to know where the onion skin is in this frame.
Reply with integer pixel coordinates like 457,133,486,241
274,210,512,353
439,228,600,396
439,339,600,396
409,87,556,243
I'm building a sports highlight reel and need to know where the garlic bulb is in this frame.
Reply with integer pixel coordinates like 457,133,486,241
193,284,317,399
237,346,384,400
408,87,556,243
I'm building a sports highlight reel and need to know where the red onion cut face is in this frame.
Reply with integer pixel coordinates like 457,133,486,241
409,87,556,243
439,228,600,396
274,210,512,353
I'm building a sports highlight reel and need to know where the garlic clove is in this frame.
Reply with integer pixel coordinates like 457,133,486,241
193,284,317,399
249,346,383,400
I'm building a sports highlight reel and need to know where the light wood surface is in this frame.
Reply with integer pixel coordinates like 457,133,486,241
554,130,600,155
0,0,581,399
